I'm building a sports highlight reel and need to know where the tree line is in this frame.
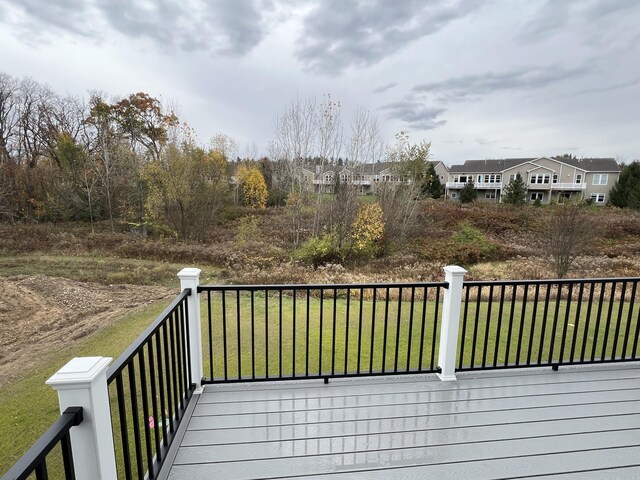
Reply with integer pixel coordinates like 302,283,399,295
0,75,443,249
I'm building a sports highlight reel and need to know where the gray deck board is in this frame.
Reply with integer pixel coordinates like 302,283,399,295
166,365,640,479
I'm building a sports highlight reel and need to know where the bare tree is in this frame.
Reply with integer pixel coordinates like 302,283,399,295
542,202,595,278
0,73,20,165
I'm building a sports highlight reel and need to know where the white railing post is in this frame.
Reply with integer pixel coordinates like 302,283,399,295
46,357,117,480
437,265,467,381
178,267,203,388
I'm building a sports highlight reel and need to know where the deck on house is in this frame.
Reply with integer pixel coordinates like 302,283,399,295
162,364,640,480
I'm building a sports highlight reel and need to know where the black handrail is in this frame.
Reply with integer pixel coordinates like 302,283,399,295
1,407,83,480
200,281,448,383
107,288,195,480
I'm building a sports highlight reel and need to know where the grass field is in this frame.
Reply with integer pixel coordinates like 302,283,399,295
0,300,170,475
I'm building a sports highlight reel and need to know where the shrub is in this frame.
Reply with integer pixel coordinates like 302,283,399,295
351,203,385,259
293,231,343,269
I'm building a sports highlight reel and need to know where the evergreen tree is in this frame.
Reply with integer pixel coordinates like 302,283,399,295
459,179,476,203
429,175,443,199
502,172,527,205
609,161,640,209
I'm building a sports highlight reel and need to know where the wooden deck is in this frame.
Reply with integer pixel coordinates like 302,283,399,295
162,365,640,479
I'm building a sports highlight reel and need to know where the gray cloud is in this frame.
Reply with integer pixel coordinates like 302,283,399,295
413,65,591,102
372,82,398,94
519,0,640,44
379,100,446,130
1,0,274,56
294,0,483,76
563,78,640,98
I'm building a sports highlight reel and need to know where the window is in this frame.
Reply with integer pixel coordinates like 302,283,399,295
478,175,483,183
478,174,501,184
454,175,468,183
509,174,516,182
450,192,458,198
590,193,605,204
530,192,543,201
592,174,608,185
576,174,582,183
552,174,558,184
530,174,550,184
485,192,496,199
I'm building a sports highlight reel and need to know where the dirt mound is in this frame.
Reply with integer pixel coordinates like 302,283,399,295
0,275,174,387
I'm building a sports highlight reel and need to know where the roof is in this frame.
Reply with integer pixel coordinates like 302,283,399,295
449,157,620,174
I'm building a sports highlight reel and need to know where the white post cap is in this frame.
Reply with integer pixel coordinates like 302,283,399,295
47,357,112,389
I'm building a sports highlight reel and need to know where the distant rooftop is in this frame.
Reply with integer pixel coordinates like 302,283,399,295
449,156,620,173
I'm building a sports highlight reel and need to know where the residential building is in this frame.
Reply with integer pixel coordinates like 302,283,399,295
307,160,449,194
445,157,620,205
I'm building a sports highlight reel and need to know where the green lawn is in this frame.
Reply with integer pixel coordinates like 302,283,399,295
0,300,170,475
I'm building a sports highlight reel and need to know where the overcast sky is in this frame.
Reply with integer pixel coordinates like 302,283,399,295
1,0,639,164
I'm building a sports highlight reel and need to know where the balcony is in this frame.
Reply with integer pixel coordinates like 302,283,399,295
552,182,587,190
446,182,503,189
5,269,640,480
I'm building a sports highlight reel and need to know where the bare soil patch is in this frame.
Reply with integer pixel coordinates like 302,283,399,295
0,275,174,387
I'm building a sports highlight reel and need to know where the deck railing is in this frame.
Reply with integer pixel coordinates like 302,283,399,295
4,266,640,479
1,407,83,480
198,282,447,383
106,288,195,480
457,278,640,371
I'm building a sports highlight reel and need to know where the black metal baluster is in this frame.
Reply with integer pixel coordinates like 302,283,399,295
174,309,186,408
147,341,162,464
538,284,551,365
570,283,584,362
590,282,606,361
601,282,616,360
494,285,506,368
35,460,48,480
611,281,627,360
319,289,324,375
182,299,192,389
221,292,228,381
622,281,638,359
459,287,471,369
279,289,283,378
167,313,180,423
431,286,441,371
60,430,76,480
357,288,364,374
344,288,351,374
632,290,640,359
251,290,256,379
382,288,390,373
394,287,403,373
516,284,529,366
369,288,377,374
127,362,144,480
292,289,297,378
470,286,482,368
207,290,213,380
527,284,540,366
418,286,428,371
265,289,269,378
559,283,573,364
305,289,310,377
505,286,517,366
548,283,563,364
483,285,494,368
116,375,133,480
161,323,174,434
406,287,416,372
236,290,242,379
331,288,337,376
580,282,595,362
138,352,154,478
